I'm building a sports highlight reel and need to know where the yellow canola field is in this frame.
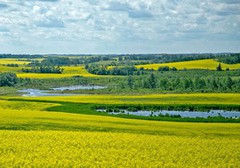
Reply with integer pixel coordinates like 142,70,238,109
0,108,239,167
1,108,240,137
16,66,108,78
0,58,30,65
0,65,23,73
136,59,240,70
0,130,239,167
0,62,117,78
0,59,105,78
24,93,240,105
0,99,59,111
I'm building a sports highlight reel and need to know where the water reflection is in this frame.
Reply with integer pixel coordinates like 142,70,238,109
19,85,106,97
19,89,72,97
97,109,240,119
52,85,106,91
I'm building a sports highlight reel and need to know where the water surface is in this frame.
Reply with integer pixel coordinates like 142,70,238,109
97,109,240,119
52,85,106,91
19,85,106,97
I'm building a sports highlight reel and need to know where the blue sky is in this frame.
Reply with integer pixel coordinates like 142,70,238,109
0,0,239,54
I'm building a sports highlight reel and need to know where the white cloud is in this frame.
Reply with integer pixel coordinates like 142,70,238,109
0,0,239,54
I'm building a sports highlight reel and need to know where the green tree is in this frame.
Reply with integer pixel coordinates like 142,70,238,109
127,75,134,89
0,73,18,87
211,78,218,90
184,79,193,89
149,73,156,89
226,77,233,90
194,77,206,90
118,56,123,61
160,78,168,90
216,63,222,71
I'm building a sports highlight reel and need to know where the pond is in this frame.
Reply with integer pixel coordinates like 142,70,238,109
97,109,240,119
52,85,106,91
19,89,70,97
19,85,106,97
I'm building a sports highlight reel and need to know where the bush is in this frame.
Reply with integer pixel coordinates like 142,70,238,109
0,72,18,87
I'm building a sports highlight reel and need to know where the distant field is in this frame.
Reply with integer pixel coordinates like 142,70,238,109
0,58,30,65
23,93,240,105
17,66,99,78
5,65,110,78
1,57,240,167
0,108,239,167
136,59,240,70
0,65,23,72
0,58,105,78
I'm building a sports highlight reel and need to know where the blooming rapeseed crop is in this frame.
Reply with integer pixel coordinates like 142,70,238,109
136,59,240,70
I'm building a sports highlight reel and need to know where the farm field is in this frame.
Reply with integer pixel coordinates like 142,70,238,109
0,93,239,124
0,58,104,78
136,59,240,70
0,54,240,167
0,65,23,72
0,64,103,78
0,130,239,167
0,99,58,111
20,93,240,105
1,58,240,79
17,66,101,78
0,58,30,65
1,0,240,166
0,107,239,167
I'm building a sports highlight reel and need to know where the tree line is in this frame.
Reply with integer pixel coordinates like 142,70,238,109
86,65,142,75
86,65,178,76
22,66,63,74
3,64,19,67
217,53,240,64
124,73,239,92
0,54,42,59
28,56,114,67
122,53,216,63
